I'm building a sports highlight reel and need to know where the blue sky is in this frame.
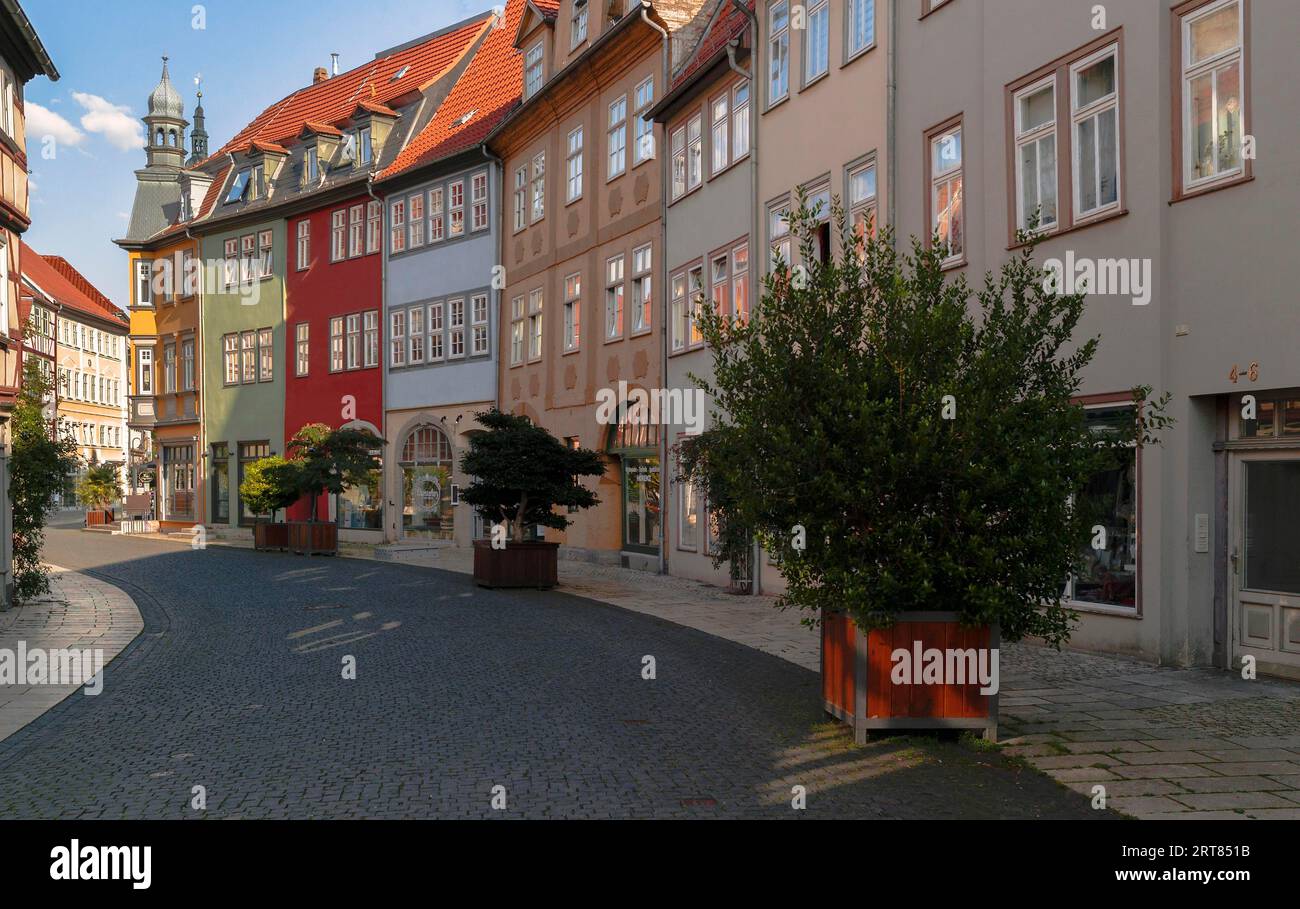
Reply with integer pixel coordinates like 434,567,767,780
22,0,488,307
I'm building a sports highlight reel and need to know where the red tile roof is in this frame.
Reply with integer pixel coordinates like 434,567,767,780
301,120,343,137
532,0,561,19
380,0,526,181
210,13,493,160
20,243,128,325
670,0,752,94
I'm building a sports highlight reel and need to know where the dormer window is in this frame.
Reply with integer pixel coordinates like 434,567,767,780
358,127,372,165
225,169,252,204
572,0,588,47
306,146,319,183
524,42,544,99
247,163,265,200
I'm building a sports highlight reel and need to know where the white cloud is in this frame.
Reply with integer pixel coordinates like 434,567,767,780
26,101,83,147
72,92,144,152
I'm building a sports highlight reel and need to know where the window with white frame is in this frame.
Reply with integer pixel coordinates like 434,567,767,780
364,310,379,367
332,210,347,261
305,146,319,183
768,200,791,267
510,295,525,365
531,153,546,222
513,166,527,230
429,186,445,242
733,81,750,159
805,0,829,82
331,317,345,371
769,1,790,103
296,220,310,270
528,288,543,359
223,335,238,384
670,271,686,352
1180,0,1245,190
711,92,729,175
390,310,406,366
409,306,425,363
366,200,382,253
605,255,624,339
240,234,256,283
240,331,256,382
1014,78,1058,231
608,95,627,178
928,123,964,263
449,180,465,237
258,327,273,381
687,266,704,346
390,199,407,252
572,0,588,47
471,293,489,355
349,204,364,256
408,193,425,248
445,298,464,358
1071,45,1120,219
710,253,728,322
135,259,153,307
848,159,878,249
687,113,703,191
633,77,655,164
223,239,238,288
182,339,195,389
524,42,544,99
345,314,361,369
471,172,488,231
631,244,652,333
428,302,445,361
731,243,750,323
670,124,687,200
567,126,584,202
295,322,309,376
563,273,581,352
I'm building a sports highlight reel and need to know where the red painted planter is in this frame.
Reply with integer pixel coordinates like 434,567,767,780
288,521,338,556
84,509,115,526
473,540,560,589
822,610,999,742
253,522,289,551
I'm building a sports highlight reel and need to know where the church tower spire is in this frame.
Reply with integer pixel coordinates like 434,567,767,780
188,81,209,166
142,55,188,169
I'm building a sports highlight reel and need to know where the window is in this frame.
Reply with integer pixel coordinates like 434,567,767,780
449,181,465,237
361,310,378,368
350,204,365,257
413,305,431,365
238,442,271,525
768,200,791,267
608,95,627,179
711,93,729,175
847,0,875,58
428,302,445,361
769,1,790,103
567,126,584,202
710,254,729,323
223,335,238,385
805,0,829,82
240,330,256,383
572,0,588,47
330,210,347,261
345,314,361,370
366,200,382,253
471,172,488,231
135,260,153,307
225,169,251,204
305,146,319,183
258,230,273,278
1071,46,1120,219
524,42,544,99
562,274,582,352
138,347,153,394
247,164,264,201
449,298,466,358
670,271,687,352
240,234,256,283
528,289,544,360
295,323,309,376
331,317,345,371
731,243,750,323
163,343,176,394
1014,78,1058,231
633,77,655,164
605,255,625,340
296,220,310,270
848,159,878,250
809,181,832,262
163,444,196,520
671,125,687,200
513,166,527,231
679,476,700,550
357,126,372,166
471,294,489,356
531,153,546,222
1065,405,1139,610
687,113,703,191
258,328,273,381
390,310,406,366
733,81,750,159
182,248,196,296
510,295,525,365
927,121,964,265
1179,0,1245,193
632,244,652,333
408,193,425,248
182,338,195,390
390,199,406,252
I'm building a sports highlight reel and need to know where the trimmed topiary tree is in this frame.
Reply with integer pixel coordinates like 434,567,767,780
238,455,300,523
285,422,383,522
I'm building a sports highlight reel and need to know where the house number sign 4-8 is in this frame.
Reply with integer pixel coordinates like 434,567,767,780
1228,361,1259,384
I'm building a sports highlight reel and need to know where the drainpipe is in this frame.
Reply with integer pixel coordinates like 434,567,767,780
366,172,393,543
642,1,669,577
729,0,761,595
184,224,204,519
481,142,505,545
887,0,897,240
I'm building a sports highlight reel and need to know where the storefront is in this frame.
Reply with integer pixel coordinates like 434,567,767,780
607,416,660,564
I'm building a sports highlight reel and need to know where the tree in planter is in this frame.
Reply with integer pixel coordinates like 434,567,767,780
285,423,383,522
76,463,123,514
10,355,80,600
460,409,605,542
238,455,300,523
682,197,1170,646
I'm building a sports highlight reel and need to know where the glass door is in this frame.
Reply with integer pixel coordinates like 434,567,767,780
622,457,660,554
1231,451,1300,672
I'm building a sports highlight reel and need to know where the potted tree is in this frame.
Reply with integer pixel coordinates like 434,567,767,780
77,463,122,526
461,409,605,588
240,455,299,551
683,199,1170,741
284,422,383,555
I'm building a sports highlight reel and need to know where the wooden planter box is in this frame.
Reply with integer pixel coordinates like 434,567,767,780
253,521,289,552
822,610,999,742
473,540,559,589
84,509,115,526
288,521,338,556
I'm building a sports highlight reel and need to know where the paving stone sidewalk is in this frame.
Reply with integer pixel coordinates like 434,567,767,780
0,565,143,743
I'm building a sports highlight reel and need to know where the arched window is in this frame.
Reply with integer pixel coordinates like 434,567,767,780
168,129,178,147
399,424,454,539
155,128,165,146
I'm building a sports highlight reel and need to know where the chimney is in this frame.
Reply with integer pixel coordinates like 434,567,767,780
313,66,328,84
330,53,340,76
